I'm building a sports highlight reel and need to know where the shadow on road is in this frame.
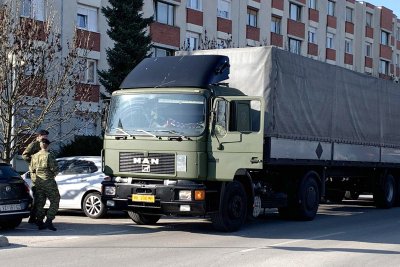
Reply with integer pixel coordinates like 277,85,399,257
2,197,399,255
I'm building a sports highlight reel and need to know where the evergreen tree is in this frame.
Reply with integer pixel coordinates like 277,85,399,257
98,0,153,94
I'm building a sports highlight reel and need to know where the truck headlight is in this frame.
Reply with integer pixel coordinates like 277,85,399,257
179,190,192,201
176,155,187,172
104,186,116,196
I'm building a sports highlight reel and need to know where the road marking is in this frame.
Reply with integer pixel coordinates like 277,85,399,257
240,231,346,253
65,236,80,240
96,230,129,235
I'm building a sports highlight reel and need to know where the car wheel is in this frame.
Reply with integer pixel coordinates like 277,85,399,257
83,192,107,219
127,211,161,225
0,218,22,229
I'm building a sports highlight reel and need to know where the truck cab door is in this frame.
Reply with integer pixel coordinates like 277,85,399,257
208,96,264,180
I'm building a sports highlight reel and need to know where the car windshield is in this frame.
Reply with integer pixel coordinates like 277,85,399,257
57,159,98,174
106,93,206,137
0,164,20,180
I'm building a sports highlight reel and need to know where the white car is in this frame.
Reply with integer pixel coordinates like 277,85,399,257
23,156,108,219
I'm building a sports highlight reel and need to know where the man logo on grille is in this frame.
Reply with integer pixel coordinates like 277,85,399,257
133,158,160,165
142,165,150,172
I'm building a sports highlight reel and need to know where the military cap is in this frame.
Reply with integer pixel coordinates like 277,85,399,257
36,129,49,135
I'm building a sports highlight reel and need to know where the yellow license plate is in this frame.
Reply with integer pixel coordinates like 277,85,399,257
132,194,155,203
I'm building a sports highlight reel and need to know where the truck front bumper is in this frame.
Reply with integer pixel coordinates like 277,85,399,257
102,180,213,216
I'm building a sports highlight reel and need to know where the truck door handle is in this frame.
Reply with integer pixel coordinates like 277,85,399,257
250,157,262,164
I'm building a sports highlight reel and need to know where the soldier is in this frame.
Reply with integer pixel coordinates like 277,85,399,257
29,138,60,231
22,129,49,224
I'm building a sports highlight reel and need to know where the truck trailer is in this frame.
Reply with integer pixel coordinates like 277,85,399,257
101,46,400,231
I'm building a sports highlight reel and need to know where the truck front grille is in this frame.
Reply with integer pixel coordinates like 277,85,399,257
119,152,175,175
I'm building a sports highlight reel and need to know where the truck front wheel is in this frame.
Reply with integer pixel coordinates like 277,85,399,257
128,211,161,225
211,181,247,232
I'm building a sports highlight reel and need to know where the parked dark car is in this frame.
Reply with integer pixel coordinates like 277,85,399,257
0,163,32,229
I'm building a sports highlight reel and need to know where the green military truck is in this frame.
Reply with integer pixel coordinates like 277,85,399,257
101,46,400,231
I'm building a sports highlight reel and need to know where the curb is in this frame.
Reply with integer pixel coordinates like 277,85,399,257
0,235,10,247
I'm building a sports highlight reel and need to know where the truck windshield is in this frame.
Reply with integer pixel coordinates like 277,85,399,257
106,93,206,137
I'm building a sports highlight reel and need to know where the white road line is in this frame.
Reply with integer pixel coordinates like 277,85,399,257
240,231,346,253
96,230,129,235
65,236,80,240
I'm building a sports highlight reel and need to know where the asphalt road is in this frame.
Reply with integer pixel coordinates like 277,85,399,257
1,196,400,267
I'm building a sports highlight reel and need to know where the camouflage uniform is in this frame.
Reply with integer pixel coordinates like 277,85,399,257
29,150,60,222
22,140,41,221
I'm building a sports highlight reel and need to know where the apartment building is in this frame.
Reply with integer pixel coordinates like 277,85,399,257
11,0,113,140
144,0,400,81
8,0,400,144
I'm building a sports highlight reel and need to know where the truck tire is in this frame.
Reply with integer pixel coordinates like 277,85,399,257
128,211,161,225
374,174,395,209
279,174,319,220
211,181,247,232
395,178,400,207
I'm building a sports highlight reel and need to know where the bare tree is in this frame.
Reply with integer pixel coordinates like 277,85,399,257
0,1,91,163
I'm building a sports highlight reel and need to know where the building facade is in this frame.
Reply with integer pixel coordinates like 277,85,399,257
144,0,400,81
13,0,400,140
16,0,400,143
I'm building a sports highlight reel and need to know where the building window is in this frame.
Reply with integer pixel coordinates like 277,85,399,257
381,30,390,45
326,33,334,49
155,1,175,25
185,32,200,51
396,54,400,67
366,12,373,27
21,0,45,21
345,38,353,54
379,60,389,75
345,7,353,23
151,46,174,57
217,0,231,19
289,3,302,21
77,5,98,32
289,38,301,54
271,16,281,34
247,8,258,27
396,27,400,41
365,42,372,57
308,27,317,44
327,1,335,16
187,0,202,11
80,59,97,84
308,0,317,9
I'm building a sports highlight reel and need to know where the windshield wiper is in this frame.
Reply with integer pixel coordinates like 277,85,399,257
153,130,190,140
115,127,132,137
134,129,158,138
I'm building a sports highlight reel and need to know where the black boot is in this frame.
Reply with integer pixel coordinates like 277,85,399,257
45,218,57,231
37,220,46,230
28,216,36,224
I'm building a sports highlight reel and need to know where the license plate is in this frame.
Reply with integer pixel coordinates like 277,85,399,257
132,194,155,203
0,204,22,212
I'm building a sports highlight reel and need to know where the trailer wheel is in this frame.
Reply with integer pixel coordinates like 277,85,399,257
374,174,395,209
128,211,161,225
395,178,400,207
211,181,247,232
296,174,320,220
